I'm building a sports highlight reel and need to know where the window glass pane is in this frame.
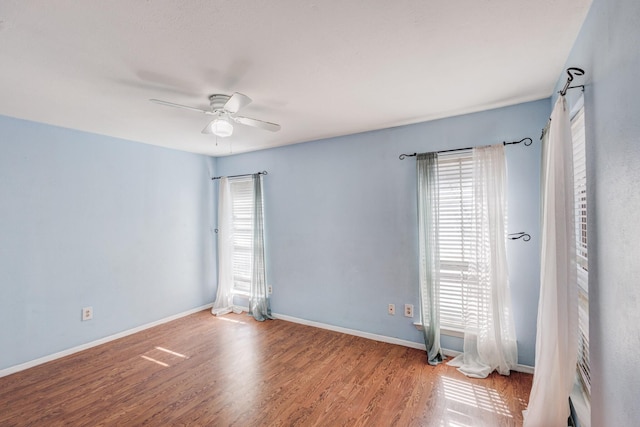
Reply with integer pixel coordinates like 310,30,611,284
436,150,476,331
572,106,590,396
230,178,254,293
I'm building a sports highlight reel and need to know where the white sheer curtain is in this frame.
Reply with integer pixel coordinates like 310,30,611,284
447,144,518,378
417,153,444,365
211,177,235,316
249,173,272,321
523,96,578,427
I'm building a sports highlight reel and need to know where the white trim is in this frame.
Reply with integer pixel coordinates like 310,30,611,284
0,303,213,378
273,313,427,350
514,364,535,375
570,94,585,119
412,322,464,338
441,327,465,338
273,313,534,374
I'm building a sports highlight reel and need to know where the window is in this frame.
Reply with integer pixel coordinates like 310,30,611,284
214,173,269,319
229,177,256,295
436,149,477,331
417,145,516,370
571,105,590,397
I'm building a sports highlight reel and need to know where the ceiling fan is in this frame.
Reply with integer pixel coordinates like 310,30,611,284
150,92,280,137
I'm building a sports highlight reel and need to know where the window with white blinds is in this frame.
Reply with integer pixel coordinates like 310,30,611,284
229,177,254,295
436,150,477,331
571,106,590,397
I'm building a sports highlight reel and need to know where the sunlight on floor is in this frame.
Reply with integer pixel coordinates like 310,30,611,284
439,418,474,427
436,375,514,426
441,376,512,417
140,346,190,368
216,316,248,325
155,346,188,358
439,408,476,427
141,355,170,367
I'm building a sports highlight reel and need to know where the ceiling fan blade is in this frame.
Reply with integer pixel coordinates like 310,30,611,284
150,99,209,114
223,92,252,114
201,120,214,134
233,115,281,132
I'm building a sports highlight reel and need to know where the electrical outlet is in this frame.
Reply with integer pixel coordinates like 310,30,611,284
388,303,395,315
267,285,273,295
82,306,93,321
404,304,414,318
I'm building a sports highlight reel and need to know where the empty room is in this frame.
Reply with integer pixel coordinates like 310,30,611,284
1,0,639,426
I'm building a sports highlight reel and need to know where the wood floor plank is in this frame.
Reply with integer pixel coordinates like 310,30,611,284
0,311,532,426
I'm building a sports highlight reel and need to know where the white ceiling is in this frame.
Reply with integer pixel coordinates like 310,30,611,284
0,0,592,157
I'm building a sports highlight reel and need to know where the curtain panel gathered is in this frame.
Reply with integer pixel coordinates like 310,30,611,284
447,144,518,378
417,153,444,365
523,96,578,427
212,177,234,316
249,173,272,321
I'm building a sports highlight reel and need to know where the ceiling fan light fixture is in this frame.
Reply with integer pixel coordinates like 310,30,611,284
151,93,280,136
211,116,233,137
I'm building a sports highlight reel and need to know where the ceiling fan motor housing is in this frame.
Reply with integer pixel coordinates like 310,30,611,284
208,94,231,112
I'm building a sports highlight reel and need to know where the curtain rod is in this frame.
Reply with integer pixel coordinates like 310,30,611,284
398,137,533,160
508,232,531,242
211,170,268,180
537,67,587,140
559,67,585,96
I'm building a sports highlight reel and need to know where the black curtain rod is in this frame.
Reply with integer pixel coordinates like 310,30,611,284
537,67,587,140
508,232,531,242
559,67,585,96
211,170,268,180
398,137,533,160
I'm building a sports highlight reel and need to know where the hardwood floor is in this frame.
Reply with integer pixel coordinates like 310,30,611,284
0,311,532,426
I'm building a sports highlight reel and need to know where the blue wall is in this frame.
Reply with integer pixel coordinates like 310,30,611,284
0,116,216,370
215,99,549,367
553,0,640,424
4,0,638,416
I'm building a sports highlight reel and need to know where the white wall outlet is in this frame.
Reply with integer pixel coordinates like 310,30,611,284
82,306,93,321
404,304,414,318
388,303,395,315
267,285,273,295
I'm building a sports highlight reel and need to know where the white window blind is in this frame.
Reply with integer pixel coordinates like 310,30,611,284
436,150,477,331
229,177,254,295
571,106,590,396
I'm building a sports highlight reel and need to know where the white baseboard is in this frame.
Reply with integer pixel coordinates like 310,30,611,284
0,303,214,378
272,313,427,350
514,364,535,374
272,313,534,375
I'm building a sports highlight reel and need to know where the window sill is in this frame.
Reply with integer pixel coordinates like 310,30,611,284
232,289,250,297
441,327,464,338
412,323,465,338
